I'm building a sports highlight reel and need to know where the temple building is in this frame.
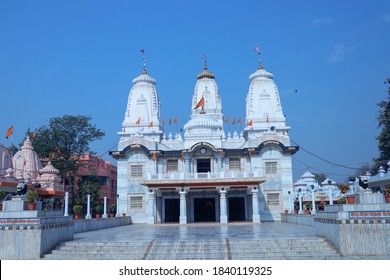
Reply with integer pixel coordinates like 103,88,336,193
110,57,298,224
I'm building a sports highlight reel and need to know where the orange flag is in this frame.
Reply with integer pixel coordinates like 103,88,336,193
194,97,205,109
51,152,55,159
174,117,178,124
266,116,269,123
232,118,236,125
135,118,141,125
5,126,13,139
149,121,153,128
23,159,27,166
224,117,230,123
152,151,156,161
237,118,241,124
32,129,37,141
247,120,252,126
168,118,172,125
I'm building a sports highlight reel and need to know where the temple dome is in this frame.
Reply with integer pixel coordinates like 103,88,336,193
197,66,215,80
132,72,157,85
12,136,42,182
184,113,222,132
39,161,59,175
249,67,274,81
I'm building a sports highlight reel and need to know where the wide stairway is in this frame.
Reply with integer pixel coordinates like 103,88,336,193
42,237,340,260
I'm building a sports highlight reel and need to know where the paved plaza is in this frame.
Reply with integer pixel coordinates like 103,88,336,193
74,222,315,242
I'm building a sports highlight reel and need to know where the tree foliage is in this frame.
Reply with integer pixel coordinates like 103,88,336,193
374,78,390,172
32,115,105,205
76,175,102,213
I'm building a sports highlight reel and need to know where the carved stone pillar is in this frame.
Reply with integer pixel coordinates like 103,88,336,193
217,186,230,223
176,187,190,224
248,186,261,222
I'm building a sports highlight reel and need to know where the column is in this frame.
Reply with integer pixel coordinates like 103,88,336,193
147,188,157,224
102,193,108,218
64,191,69,217
248,186,260,222
115,194,120,217
217,187,230,223
176,187,190,224
86,194,92,219
184,159,191,174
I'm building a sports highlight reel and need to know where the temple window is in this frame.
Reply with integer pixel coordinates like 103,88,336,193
167,159,178,173
229,158,241,171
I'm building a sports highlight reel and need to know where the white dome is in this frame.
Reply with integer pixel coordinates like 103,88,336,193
39,161,59,175
132,73,156,85
249,67,273,81
184,114,222,132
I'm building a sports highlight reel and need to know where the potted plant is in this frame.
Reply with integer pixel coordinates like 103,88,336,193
26,190,39,210
109,204,116,217
95,204,102,219
0,191,7,211
304,202,312,214
338,184,350,194
73,205,82,220
384,186,390,203
337,197,346,204
338,184,355,204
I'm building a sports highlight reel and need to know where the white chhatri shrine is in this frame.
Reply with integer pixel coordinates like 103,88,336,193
111,57,298,224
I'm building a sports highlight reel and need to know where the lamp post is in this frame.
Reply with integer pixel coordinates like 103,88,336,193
64,191,69,217
309,185,316,215
86,192,91,219
102,192,108,218
327,179,334,205
298,188,303,214
288,191,293,213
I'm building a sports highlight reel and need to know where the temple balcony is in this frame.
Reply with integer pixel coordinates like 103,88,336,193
142,171,266,189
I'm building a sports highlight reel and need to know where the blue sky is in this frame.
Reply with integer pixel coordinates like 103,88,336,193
1,0,389,182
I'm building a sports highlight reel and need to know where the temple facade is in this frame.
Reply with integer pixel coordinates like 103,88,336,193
110,58,298,224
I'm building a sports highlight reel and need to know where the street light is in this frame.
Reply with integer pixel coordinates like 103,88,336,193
307,184,317,214
288,191,293,213
298,188,303,214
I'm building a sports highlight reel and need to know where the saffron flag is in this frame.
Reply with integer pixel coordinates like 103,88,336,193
149,121,153,128
224,117,230,123
152,151,156,161
168,118,172,125
23,159,26,166
237,118,241,124
247,120,252,126
232,118,236,125
51,152,55,159
135,118,141,125
174,117,178,124
194,97,205,109
266,116,269,123
5,126,13,139
32,129,37,141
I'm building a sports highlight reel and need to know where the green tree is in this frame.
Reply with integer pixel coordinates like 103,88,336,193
76,176,102,214
32,115,105,206
374,78,390,172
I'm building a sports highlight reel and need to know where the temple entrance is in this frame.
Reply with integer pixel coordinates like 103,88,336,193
164,199,180,223
194,198,216,222
197,159,211,173
228,197,246,221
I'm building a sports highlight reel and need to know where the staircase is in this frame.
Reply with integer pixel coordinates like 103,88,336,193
42,237,339,260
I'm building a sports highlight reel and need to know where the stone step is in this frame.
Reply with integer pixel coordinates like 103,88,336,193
42,237,340,260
